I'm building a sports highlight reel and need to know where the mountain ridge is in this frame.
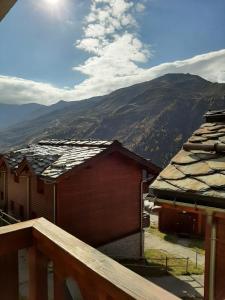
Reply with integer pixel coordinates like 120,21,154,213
1,73,225,167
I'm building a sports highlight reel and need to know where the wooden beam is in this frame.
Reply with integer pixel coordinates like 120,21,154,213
53,264,67,300
0,220,34,255
33,218,179,300
0,251,19,300
28,246,48,300
0,0,17,21
0,217,179,299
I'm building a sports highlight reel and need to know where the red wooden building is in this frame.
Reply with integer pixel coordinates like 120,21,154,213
158,204,206,237
0,4,179,300
0,139,160,258
151,109,225,300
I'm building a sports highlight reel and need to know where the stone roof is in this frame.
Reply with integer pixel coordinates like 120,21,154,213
151,115,225,206
3,139,158,181
3,139,114,180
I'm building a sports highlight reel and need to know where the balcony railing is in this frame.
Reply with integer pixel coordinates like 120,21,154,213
0,218,179,300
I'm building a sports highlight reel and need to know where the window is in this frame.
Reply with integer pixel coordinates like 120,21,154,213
37,178,44,194
0,191,3,200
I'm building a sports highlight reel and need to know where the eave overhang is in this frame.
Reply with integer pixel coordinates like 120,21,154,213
0,0,17,21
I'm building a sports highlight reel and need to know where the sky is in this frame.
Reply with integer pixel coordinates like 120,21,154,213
0,0,225,105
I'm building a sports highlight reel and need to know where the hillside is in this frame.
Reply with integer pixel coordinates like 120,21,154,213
0,73,225,167
0,102,46,129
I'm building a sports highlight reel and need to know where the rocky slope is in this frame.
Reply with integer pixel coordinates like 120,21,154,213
1,73,225,167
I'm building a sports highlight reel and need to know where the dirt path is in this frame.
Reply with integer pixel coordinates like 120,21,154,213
145,231,205,266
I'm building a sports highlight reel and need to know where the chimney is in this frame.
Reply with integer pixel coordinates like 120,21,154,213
204,109,225,123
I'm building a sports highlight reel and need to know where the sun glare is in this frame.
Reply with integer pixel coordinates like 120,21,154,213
45,0,60,6
36,0,69,19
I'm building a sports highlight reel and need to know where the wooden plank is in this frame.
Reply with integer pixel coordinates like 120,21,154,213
0,0,17,21
33,218,179,300
0,251,19,300
53,264,67,300
0,220,34,255
28,246,48,300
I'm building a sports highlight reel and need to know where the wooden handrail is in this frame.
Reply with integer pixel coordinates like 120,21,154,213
0,0,17,21
0,218,180,300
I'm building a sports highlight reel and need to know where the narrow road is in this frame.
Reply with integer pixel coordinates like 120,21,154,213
145,231,205,265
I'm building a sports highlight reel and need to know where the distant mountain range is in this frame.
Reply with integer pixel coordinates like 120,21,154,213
0,73,225,167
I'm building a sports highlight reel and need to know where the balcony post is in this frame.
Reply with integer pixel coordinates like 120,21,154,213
54,264,67,300
0,251,18,300
28,246,48,300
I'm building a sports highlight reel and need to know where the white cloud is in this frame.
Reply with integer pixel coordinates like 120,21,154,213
70,49,225,99
135,3,145,13
0,1,225,105
0,49,225,105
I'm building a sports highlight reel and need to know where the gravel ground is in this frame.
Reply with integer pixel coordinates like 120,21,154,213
148,275,204,299
144,211,205,299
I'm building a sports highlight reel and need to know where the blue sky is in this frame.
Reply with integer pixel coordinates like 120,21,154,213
0,0,225,104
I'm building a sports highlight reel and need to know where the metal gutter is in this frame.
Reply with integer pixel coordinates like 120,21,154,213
2,171,6,205
26,176,30,219
155,197,225,214
207,212,216,300
140,178,145,258
53,184,56,224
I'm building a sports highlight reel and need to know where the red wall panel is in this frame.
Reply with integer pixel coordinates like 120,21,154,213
30,175,54,222
57,152,142,246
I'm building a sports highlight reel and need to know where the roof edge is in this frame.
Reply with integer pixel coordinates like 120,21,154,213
150,187,225,210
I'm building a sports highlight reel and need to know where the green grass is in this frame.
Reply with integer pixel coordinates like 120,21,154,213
148,225,165,238
144,249,204,276
148,225,178,244
148,225,205,255
188,239,205,255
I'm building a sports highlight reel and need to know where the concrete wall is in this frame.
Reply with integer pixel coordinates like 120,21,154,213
98,231,142,259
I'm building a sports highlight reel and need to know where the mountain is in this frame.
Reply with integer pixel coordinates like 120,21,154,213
0,102,46,129
0,100,76,129
0,73,225,167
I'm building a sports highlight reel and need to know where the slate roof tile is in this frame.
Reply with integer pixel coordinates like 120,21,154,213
3,139,113,179
150,178,178,192
197,174,225,188
206,157,225,171
171,150,201,165
176,161,214,176
151,116,225,202
165,178,210,193
160,164,186,180
188,136,208,143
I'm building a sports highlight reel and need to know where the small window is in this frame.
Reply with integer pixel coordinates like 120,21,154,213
37,178,44,194
0,191,3,200
10,200,14,211
19,205,24,219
